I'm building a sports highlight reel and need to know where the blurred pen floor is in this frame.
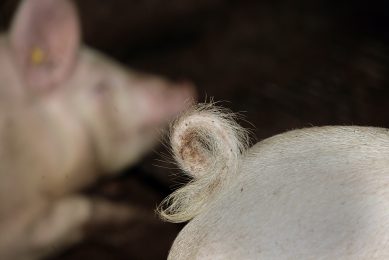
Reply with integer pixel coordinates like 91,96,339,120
1,0,389,259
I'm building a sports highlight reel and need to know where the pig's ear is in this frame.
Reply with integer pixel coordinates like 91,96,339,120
10,0,80,91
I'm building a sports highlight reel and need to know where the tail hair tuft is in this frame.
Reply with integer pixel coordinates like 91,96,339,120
158,102,250,223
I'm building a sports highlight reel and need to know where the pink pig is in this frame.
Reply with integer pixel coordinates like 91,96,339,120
0,0,194,259
160,104,389,259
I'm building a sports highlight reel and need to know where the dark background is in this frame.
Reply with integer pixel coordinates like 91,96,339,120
1,0,389,259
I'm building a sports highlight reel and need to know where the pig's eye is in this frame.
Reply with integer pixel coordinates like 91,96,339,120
93,79,112,96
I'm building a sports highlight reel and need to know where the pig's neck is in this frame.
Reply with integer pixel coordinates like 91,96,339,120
0,100,97,217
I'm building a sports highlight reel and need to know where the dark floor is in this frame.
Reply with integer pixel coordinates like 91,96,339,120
1,0,389,259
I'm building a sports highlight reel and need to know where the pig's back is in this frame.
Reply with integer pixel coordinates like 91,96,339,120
169,126,389,259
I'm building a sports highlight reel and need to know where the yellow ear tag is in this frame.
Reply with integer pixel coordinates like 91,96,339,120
31,47,45,65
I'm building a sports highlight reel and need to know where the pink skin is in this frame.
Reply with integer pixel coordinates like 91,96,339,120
0,0,195,259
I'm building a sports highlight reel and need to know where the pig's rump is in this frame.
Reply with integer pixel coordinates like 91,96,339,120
166,123,389,259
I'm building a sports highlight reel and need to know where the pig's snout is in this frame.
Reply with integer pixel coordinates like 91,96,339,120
158,103,249,223
138,79,197,127
162,80,197,120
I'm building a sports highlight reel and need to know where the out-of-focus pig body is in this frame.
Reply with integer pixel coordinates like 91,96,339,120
160,105,389,259
0,0,194,259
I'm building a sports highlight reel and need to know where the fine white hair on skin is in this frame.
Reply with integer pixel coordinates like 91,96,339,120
158,103,250,223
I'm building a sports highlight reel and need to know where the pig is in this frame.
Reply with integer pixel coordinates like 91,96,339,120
159,103,389,259
0,0,194,259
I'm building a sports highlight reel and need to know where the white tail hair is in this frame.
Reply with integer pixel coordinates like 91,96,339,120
158,103,250,223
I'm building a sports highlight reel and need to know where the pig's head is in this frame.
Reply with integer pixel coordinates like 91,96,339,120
0,0,195,175
65,50,195,173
